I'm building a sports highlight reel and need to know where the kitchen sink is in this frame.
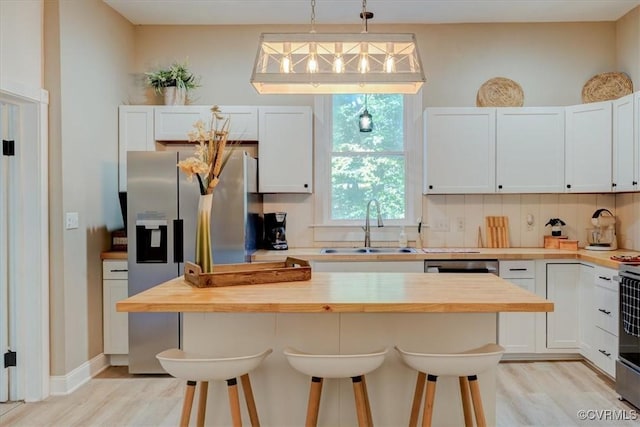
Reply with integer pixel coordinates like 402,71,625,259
320,247,418,254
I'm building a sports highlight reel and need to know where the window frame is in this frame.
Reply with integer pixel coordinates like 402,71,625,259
313,92,423,239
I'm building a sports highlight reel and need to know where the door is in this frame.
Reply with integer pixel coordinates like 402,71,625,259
0,101,18,402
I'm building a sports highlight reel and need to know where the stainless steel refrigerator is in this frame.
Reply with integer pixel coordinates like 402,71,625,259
127,150,262,373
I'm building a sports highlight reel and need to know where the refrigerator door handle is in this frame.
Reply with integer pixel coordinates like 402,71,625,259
173,219,184,263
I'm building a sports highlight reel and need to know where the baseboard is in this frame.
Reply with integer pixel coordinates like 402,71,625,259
49,353,109,396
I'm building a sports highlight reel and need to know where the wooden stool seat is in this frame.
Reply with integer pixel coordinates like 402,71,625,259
284,347,388,427
395,344,504,427
156,348,272,427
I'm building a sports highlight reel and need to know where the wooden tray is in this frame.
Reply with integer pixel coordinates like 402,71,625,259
184,257,311,288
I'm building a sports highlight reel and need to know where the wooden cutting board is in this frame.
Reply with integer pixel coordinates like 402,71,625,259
485,216,510,248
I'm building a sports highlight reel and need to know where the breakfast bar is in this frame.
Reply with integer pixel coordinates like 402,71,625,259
117,272,553,427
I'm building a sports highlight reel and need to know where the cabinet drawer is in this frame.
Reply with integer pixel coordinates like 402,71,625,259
592,326,618,378
103,260,128,280
594,284,619,336
499,260,535,279
594,266,617,291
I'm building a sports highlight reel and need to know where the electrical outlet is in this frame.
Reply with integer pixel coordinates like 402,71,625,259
65,212,79,230
455,217,465,232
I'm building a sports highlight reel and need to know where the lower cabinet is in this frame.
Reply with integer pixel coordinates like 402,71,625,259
546,263,580,349
312,261,424,273
103,260,129,363
498,261,536,353
589,266,619,377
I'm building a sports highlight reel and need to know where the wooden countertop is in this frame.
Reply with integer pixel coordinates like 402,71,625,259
117,272,553,314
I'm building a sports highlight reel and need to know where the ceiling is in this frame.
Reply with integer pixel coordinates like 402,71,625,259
103,0,640,25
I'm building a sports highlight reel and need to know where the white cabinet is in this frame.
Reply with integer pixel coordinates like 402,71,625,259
424,108,496,194
102,260,129,360
496,108,565,193
591,266,618,377
312,261,424,272
118,106,155,191
578,263,595,360
546,263,580,349
564,101,612,193
153,105,258,141
258,106,313,193
612,93,637,192
498,260,536,353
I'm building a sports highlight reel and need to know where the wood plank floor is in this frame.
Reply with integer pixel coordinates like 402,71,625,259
1,361,638,426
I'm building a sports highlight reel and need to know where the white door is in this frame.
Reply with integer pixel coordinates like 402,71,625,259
0,101,18,402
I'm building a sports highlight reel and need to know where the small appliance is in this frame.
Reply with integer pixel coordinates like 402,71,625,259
585,208,617,251
264,212,288,250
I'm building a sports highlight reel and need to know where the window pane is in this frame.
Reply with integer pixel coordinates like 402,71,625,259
331,155,405,220
332,94,404,152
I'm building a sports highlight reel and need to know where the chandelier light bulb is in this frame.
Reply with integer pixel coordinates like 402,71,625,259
358,43,370,74
384,43,395,73
281,42,292,73
333,42,344,73
307,42,318,73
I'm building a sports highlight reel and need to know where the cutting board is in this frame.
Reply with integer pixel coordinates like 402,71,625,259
485,216,510,248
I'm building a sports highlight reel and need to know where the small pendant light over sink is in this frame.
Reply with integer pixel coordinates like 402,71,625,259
250,0,426,94
359,94,373,132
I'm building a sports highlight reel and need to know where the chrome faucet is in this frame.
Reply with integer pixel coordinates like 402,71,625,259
362,199,384,247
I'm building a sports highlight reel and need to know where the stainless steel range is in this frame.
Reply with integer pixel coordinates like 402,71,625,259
616,264,640,409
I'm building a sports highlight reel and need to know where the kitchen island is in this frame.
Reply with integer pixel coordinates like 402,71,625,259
117,272,553,427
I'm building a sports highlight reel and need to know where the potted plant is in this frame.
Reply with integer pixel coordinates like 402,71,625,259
145,60,200,105
545,218,566,236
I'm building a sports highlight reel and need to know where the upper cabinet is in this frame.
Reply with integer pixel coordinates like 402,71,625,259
118,106,155,191
612,93,636,192
564,100,612,193
496,107,565,193
154,106,258,141
258,106,313,193
424,108,496,194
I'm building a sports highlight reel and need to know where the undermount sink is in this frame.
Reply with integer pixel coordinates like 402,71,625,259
320,247,417,254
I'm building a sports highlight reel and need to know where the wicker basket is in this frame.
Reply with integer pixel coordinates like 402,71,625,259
582,72,633,103
476,77,524,107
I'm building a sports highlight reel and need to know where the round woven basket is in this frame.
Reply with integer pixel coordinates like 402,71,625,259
582,72,633,103
476,77,524,107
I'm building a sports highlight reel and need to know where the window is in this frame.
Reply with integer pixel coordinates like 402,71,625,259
315,92,422,230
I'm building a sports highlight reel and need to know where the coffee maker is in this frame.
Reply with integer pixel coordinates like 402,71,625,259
585,208,618,251
264,212,288,250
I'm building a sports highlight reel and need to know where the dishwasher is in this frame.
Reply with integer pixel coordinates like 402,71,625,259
424,259,499,274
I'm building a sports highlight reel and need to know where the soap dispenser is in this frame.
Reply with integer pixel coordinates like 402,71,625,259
399,227,408,248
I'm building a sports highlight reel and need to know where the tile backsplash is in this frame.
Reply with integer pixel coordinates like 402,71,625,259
264,192,640,251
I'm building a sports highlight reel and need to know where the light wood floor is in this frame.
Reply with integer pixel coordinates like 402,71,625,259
1,361,637,426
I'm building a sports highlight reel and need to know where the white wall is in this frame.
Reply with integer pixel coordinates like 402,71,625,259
616,6,640,85
45,0,135,376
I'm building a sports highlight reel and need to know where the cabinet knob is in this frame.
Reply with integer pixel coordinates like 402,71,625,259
428,185,433,190
498,185,503,189
598,308,612,316
633,181,638,186
304,183,308,188
566,184,571,189
612,183,617,187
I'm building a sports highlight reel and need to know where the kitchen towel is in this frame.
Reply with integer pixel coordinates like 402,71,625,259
621,276,640,338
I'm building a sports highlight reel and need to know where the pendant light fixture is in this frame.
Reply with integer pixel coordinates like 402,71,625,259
359,94,373,132
250,0,425,94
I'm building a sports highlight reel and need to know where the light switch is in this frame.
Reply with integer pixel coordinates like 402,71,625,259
65,212,79,230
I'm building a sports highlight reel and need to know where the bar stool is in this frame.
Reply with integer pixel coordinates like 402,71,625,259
283,347,388,427
395,343,505,427
156,348,272,427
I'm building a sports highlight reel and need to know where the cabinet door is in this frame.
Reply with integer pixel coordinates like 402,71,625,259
220,106,258,141
564,101,612,193
424,108,496,194
578,263,595,359
103,279,129,354
154,106,210,140
118,106,155,191
546,263,580,349
612,94,636,192
496,107,565,193
498,278,537,353
258,106,312,193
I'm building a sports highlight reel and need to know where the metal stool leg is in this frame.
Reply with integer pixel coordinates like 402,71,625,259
468,375,487,427
227,378,242,427
196,381,208,427
421,375,437,427
180,380,197,427
306,376,323,427
352,376,369,427
459,377,473,427
409,372,426,427
241,374,261,427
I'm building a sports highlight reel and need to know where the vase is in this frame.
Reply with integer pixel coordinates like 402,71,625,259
163,86,186,105
195,193,214,273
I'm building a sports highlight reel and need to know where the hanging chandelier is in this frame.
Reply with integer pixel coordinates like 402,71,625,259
250,0,425,95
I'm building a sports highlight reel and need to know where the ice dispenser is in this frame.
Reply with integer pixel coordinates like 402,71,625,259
136,217,168,263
